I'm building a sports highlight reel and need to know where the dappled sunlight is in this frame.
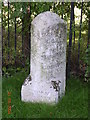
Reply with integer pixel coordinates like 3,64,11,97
74,6,86,25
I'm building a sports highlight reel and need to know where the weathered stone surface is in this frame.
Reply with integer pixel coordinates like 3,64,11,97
21,11,67,104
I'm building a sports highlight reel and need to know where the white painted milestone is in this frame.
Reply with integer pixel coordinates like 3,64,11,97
21,11,67,104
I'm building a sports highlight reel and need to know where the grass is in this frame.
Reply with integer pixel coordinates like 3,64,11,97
2,71,88,118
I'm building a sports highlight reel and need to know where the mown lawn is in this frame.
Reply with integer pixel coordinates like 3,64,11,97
2,71,88,118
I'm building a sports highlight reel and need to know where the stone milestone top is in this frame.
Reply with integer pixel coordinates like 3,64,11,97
31,11,66,31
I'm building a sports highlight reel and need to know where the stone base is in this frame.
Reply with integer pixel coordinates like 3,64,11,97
21,74,64,104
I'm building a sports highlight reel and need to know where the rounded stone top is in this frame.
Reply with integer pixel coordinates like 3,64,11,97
31,11,66,30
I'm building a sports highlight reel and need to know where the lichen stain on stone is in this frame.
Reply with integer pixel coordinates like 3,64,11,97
23,74,32,86
51,80,61,92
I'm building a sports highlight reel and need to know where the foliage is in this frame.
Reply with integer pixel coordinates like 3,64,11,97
85,44,90,81
1,2,89,78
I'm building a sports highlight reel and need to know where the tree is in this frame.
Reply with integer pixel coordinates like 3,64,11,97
61,2,64,19
77,2,83,72
8,2,10,62
2,2,3,67
67,2,74,78
15,15,17,66
73,3,75,47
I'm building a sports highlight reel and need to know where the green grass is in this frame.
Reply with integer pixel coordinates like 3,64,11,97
2,71,88,118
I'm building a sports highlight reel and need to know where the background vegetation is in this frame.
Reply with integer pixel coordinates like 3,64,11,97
1,1,89,118
1,2,90,79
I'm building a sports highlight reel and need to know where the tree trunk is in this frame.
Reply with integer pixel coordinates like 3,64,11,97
87,18,90,49
23,14,30,58
15,17,17,66
53,3,55,12
77,2,83,72
73,3,75,47
0,2,3,77
2,2,3,67
8,2,10,62
67,2,74,78
61,2,64,19
22,4,24,55
22,3,31,67
29,4,31,74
